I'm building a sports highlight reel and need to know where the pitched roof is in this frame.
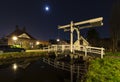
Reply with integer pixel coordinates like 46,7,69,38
7,27,36,40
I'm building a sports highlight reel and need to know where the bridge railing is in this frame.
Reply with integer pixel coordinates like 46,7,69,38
45,45,105,58
74,45,105,58
50,45,70,52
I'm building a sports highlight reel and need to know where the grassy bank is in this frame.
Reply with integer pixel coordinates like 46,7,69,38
86,52,120,82
0,52,48,65
0,52,47,59
105,52,120,56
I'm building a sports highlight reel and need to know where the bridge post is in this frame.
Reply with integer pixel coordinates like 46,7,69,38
101,47,104,59
70,21,74,53
62,62,65,70
70,65,73,82
85,46,87,56
62,45,65,53
48,58,50,64
77,66,80,79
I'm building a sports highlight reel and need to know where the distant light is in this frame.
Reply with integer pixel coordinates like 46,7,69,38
36,41,40,45
57,38,60,42
12,63,18,71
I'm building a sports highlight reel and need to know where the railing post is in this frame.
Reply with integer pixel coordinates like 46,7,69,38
62,62,64,70
101,47,104,59
62,45,65,53
54,60,56,68
43,58,45,62
48,58,50,64
47,46,49,52
85,46,87,57
56,45,58,52
70,65,73,82
77,66,80,79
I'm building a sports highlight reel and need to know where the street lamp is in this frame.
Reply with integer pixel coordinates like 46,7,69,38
56,38,60,42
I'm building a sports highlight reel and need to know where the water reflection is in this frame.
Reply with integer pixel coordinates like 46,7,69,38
0,57,68,82
12,63,18,71
0,57,40,67
0,57,40,69
12,62,30,71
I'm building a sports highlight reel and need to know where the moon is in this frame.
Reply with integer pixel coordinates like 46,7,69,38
45,6,50,11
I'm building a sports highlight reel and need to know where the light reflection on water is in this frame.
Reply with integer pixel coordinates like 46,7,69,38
0,57,68,82
12,63,18,71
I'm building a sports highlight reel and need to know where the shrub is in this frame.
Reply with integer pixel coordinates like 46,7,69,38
86,58,120,82
105,52,120,56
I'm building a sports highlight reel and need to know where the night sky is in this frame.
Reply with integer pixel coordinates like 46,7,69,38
0,0,114,40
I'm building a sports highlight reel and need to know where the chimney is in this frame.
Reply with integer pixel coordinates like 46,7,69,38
15,25,20,31
23,26,26,32
16,25,19,30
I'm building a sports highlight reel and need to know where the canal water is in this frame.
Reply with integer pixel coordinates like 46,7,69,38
0,57,70,82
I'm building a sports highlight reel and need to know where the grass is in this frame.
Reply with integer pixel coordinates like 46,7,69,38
85,56,120,82
105,52,120,56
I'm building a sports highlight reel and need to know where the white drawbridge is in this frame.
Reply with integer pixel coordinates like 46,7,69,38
47,17,105,58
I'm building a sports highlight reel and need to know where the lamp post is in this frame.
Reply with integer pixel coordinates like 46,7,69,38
56,38,60,49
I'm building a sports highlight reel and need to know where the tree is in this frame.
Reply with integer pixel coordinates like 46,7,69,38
110,1,120,52
49,39,57,44
86,28,100,46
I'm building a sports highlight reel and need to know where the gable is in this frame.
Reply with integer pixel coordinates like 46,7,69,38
18,33,30,39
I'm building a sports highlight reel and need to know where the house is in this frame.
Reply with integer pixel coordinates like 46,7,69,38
6,26,37,49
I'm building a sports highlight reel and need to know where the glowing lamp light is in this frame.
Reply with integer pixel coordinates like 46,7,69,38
36,41,40,45
56,38,60,42
12,36,18,41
